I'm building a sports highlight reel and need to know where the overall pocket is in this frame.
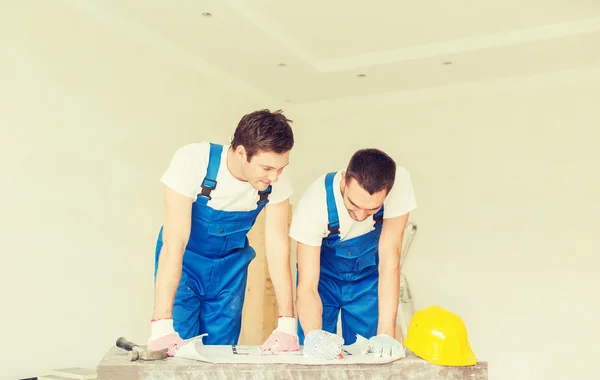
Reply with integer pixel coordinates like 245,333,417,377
207,222,252,252
334,238,379,273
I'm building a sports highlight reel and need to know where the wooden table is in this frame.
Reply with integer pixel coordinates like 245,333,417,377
97,346,488,380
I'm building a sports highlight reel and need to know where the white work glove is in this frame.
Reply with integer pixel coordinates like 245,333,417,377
259,316,300,352
367,334,403,358
303,329,344,360
147,318,185,356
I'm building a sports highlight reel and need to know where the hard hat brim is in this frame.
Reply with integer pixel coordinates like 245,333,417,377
409,346,477,367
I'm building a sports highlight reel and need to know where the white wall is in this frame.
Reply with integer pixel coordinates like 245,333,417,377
286,68,600,380
3,2,599,380
0,3,272,379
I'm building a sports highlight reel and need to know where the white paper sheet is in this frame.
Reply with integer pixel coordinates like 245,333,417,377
174,334,406,365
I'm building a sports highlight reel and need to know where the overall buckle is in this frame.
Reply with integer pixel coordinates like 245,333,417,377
373,208,384,227
199,179,217,200
373,216,383,227
257,191,270,205
327,221,340,237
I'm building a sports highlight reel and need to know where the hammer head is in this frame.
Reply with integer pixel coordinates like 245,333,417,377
116,337,169,361
129,347,169,361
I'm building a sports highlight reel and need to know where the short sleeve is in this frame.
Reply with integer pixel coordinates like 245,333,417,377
160,142,209,199
383,167,418,219
268,170,293,205
289,177,328,247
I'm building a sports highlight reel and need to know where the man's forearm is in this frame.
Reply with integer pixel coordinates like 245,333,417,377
266,257,294,317
377,263,400,336
265,239,295,317
152,242,185,319
297,287,323,334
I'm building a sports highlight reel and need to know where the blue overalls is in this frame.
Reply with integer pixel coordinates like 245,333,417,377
154,143,272,344
298,172,384,345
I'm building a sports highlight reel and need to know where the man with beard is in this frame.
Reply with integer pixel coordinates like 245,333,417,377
291,148,417,359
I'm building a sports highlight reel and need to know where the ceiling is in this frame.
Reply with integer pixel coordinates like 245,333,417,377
71,0,600,104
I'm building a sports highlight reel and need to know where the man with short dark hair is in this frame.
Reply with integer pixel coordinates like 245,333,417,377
291,148,417,359
148,109,300,356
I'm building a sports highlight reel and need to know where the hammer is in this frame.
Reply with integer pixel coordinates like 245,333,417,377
116,337,169,361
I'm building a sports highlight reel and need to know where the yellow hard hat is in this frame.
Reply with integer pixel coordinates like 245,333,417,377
404,305,477,366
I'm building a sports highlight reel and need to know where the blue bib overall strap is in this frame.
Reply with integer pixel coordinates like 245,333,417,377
197,142,222,200
195,143,272,206
297,171,384,345
325,172,341,240
154,142,271,344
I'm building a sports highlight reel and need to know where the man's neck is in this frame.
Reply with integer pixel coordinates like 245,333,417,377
226,147,247,182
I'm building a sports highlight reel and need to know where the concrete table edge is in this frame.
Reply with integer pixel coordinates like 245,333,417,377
97,346,488,380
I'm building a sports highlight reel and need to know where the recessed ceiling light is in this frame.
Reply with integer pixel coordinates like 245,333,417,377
278,63,287,67
443,61,452,65
357,73,367,78
202,12,212,18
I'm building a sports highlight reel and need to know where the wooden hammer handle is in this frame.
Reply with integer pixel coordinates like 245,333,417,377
116,337,140,352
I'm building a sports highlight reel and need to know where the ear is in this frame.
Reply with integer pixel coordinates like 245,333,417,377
235,145,247,158
340,170,347,193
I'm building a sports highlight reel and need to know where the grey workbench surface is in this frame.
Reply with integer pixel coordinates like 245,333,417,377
97,346,488,380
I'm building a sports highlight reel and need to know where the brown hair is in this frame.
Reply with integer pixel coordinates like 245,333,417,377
231,109,294,161
345,148,396,194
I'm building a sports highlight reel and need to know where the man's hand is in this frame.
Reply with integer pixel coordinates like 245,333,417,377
303,329,344,360
368,334,404,358
147,318,185,356
259,316,300,352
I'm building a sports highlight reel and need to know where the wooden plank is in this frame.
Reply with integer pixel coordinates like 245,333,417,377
238,211,266,345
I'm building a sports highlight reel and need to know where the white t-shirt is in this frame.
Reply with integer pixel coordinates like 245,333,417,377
289,169,417,247
160,142,293,211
